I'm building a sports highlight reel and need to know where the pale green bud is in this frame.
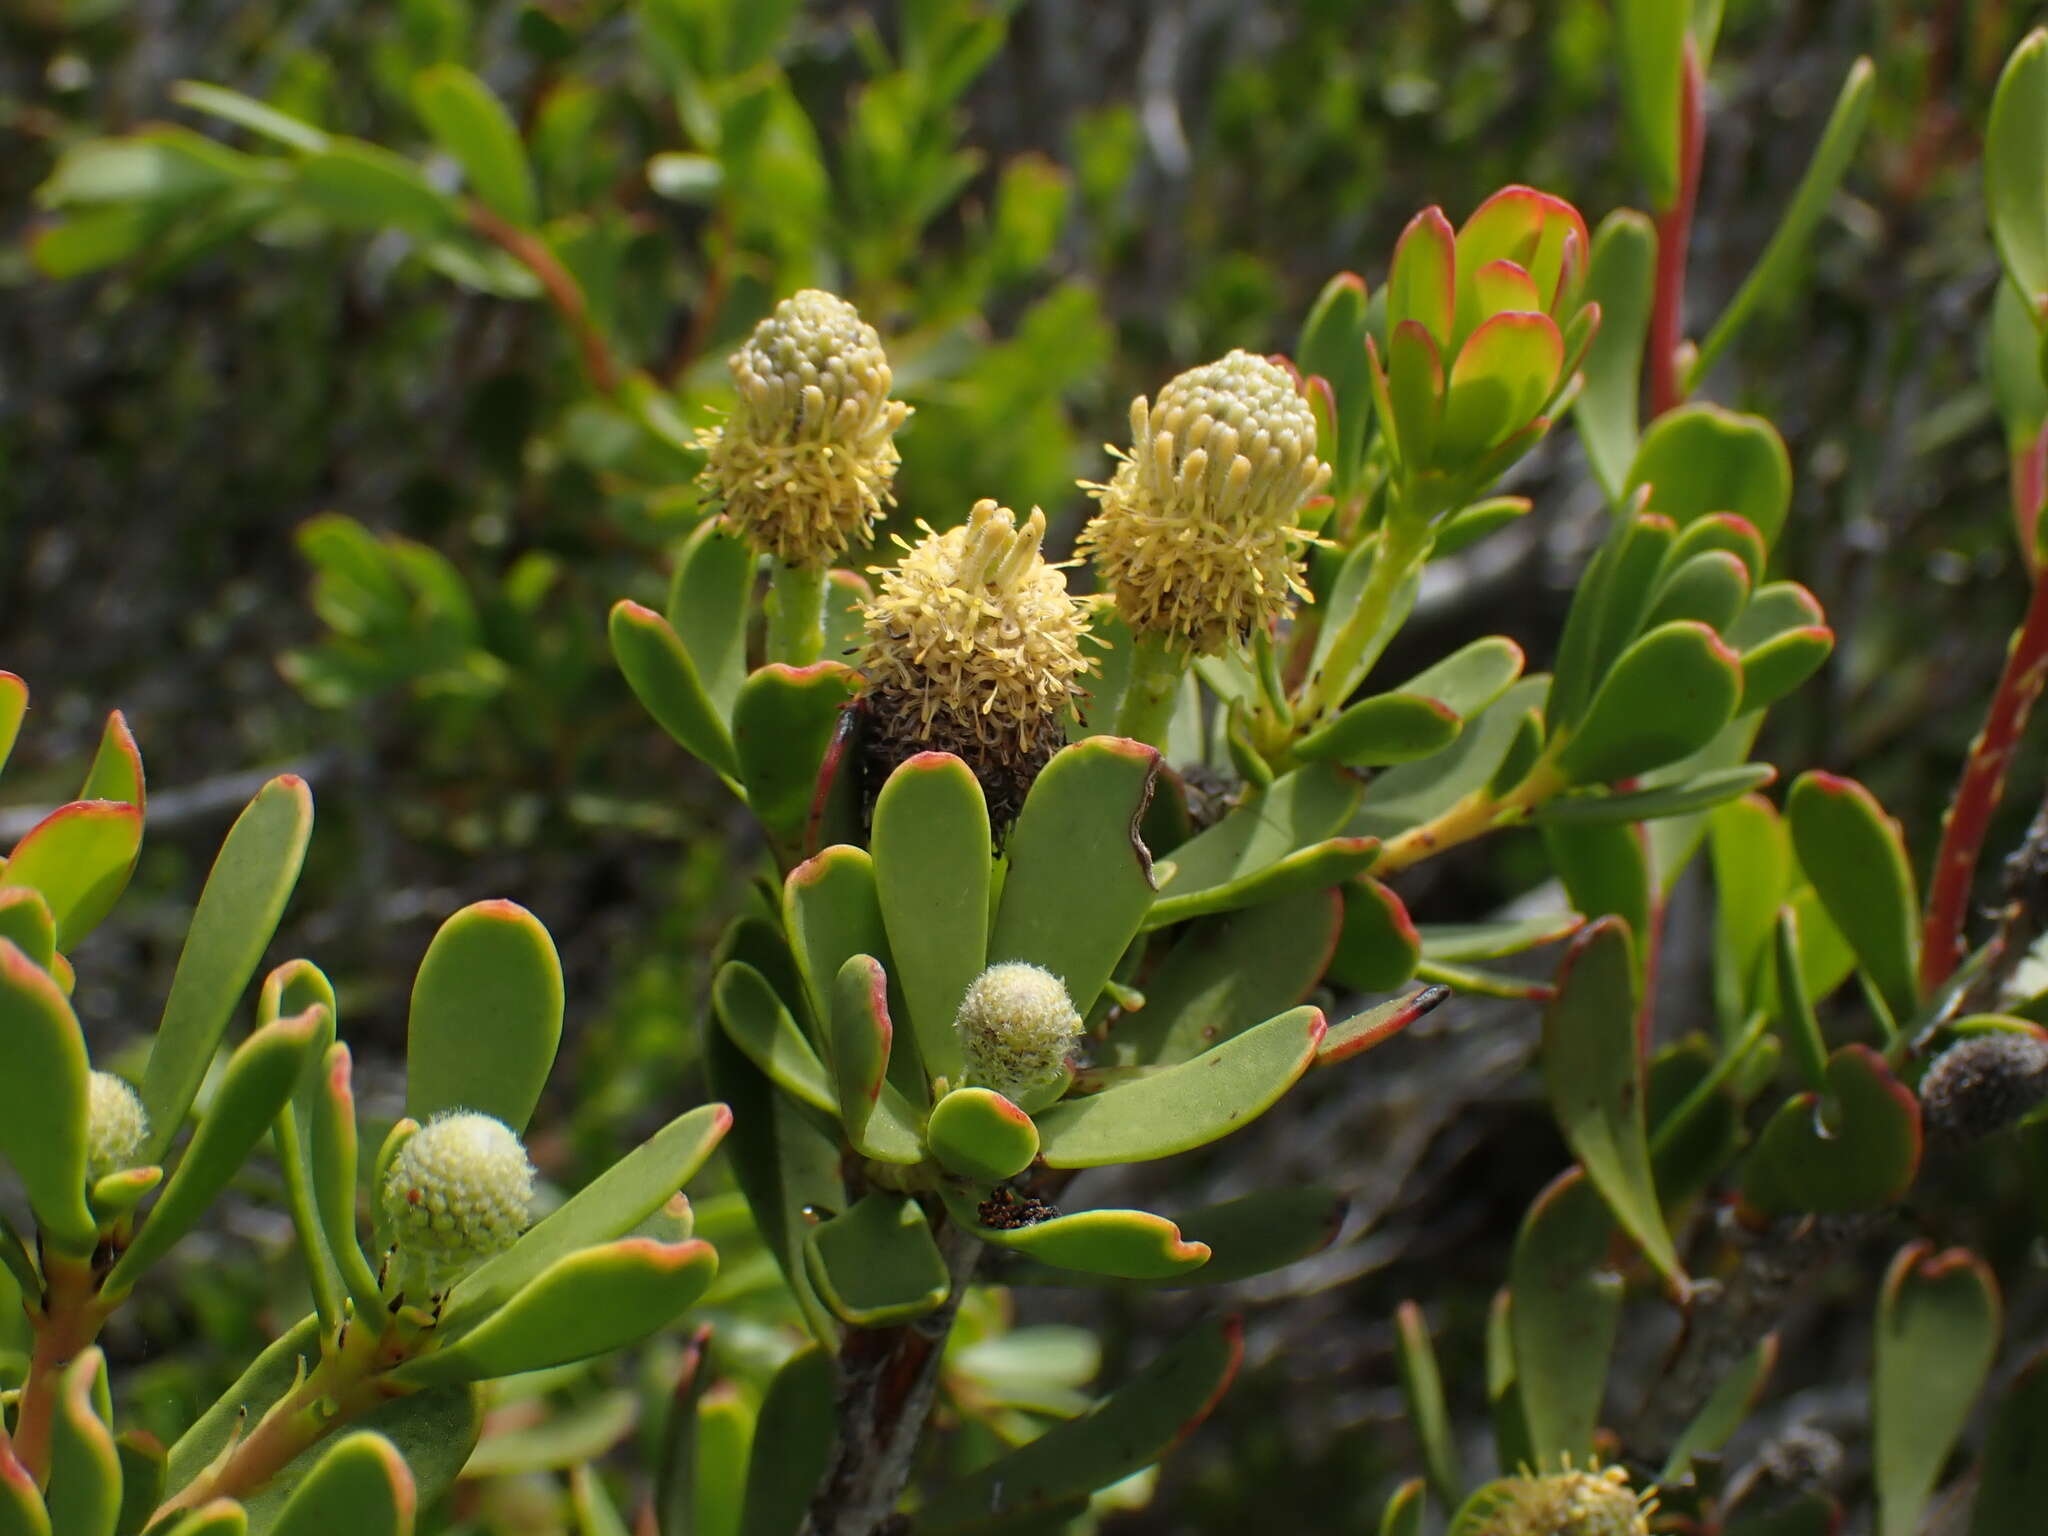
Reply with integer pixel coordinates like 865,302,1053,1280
381,1111,534,1292
86,1071,148,1181
954,962,1083,1100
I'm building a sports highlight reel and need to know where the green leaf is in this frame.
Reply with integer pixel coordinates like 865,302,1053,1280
784,847,889,1035
740,1347,834,1536
1382,322,1445,473
1772,908,1830,1092
1147,764,1370,928
411,64,537,225
293,140,459,237
158,1506,248,1536
1509,1169,1621,1466
4,802,142,951
1395,636,1525,719
925,1087,1038,1182
1615,0,1687,208
141,775,314,1164
1433,496,1530,557
947,1196,1209,1281
1380,1480,1425,1536
267,1432,415,1536
1574,211,1657,500
463,1390,637,1477
803,1193,951,1327
1626,405,1794,548
1973,1346,2048,1535
405,899,562,1133
171,80,330,153
1420,915,1582,962
1353,677,1550,839
1647,549,1751,633
713,960,837,1115
667,519,757,720
47,1350,118,1536
1710,793,1793,1029
1386,207,1457,351
1543,816,1651,956
1540,763,1774,825
1436,313,1564,463
989,737,1161,1014
36,130,248,208
1297,272,1373,491
310,1043,386,1323
447,1101,729,1331
1874,1243,2000,1536
1988,30,2048,304
1128,1187,1344,1286
1317,986,1451,1066
104,1006,327,1297
1741,1044,1922,1215
1034,1006,1323,1167
1556,621,1744,784
1329,879,1421,992
79,711,145,810
1542,920,1684,1287
1785,771,1920,1025
873,753,991,1085
1395,1302,1460,1506
0,673,25,777
115,1430,166,1536
1662,1335,1776,1479
1689,59,1875,387
241,1387,478,1533
396,1238,717,1386
610,600,740,781
1108,887,1341,1066
0,942,96,1251
828,955,923,1163
1294,692,1462,767
164,1315,322,1496
731,662,864,861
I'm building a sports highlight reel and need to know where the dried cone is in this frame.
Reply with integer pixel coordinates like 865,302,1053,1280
1079,348,1330,655
860,500,1093,830
698,290,911,565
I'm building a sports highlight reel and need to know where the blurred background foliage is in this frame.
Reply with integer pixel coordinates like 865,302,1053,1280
2,0,2043,1528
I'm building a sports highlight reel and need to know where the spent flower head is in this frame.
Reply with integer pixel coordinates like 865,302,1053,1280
955,962,1084,1101
699,289,911,565
1464,1461,1653,1536
1079,348,1329,655
86,1071,148,1181
381,1110,535,1294
860,499,1093,827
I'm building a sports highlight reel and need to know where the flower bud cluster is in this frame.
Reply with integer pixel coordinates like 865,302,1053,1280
1080,349,1328,655
86,1071,148,1181
1465,1463,1651,1536
953,962,1083,1101
380,1111,535,1294
700,290,911,565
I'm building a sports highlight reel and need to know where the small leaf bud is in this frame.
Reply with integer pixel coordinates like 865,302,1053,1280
85,1071,148,1181
381,1110,535,1293
954,962,1083,1102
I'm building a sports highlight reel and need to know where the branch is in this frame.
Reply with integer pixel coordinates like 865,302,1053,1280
1647,42,1705,417
466,201,621,396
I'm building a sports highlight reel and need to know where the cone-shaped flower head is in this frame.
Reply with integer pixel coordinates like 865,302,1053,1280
381,1111,535,1293
86,1071,148,1181
860,499,1094,827
699,289,911,565
1464,1463,1652,1536
1375,186,1595,479
955,962,1083,1100
1079,349,1330,656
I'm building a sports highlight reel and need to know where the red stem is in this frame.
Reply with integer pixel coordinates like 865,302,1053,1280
1647,43,1705,417
466,202,621,396
1921,423,2048,989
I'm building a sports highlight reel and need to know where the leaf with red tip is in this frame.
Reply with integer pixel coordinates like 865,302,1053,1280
0,887,56,972
1319,985,1451,1066
713,960,836,1115
0,673,25,778
406,898,563,1133
916,1317,1242,1532
1786,771,1920,1025
1437,312,1564,464
0,941,95,1252
311,1041,384,1322
829,954,923,1162
79,710,144,810
268,1431,417,1536
1384,319,1445,471
946,1193,1209,1280
1470,258,1541,321
783,845,889,1038
1296,271,1374,490
1387,206,1456,351
1627,404,1794,547
1875,1243,2000,1536
0,1430,46,1536
1556,621,1744,785
1455,186,1590,318
1329,878,1421,992
4,801,142,950
1741,1044,1922,1215
926,1086,1038,1182
1647,549,1751,633
1295,691,1462,768
1145,763,1363,928
609,599,739,781
665,518,757,719
48,1349,118,1536
733,661,864,860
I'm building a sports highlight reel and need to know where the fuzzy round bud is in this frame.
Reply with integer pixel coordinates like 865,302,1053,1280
381,1111,535,1290
861,500,1094,828
86,1071,148,1181
1466,1463,1652,1536
1079,349,1330,655
1920,1029,2048,1144
954,962,1084,1100
698,290,911,565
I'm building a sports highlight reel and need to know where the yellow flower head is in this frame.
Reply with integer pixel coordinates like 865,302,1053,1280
699,290,911,565
1463,1461,1654,1536
1079,348,1330,655
860,499,1094,828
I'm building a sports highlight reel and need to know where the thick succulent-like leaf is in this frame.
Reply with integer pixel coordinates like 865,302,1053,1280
1988,29,2048,305
989,737,1160,1017
80,711,145,809
925,1087,1038,1182
310,1042,386,1322
1329,879,1421,992
1109,887,1339,1067
104,1005,327,1297
737,1348,834,1536
1647,549,1751,633
1395,1302,1460,1505
1294,692,1461,767
828,955,923,1162
731,662,863,858
266,1431,415,1536
396,1238,717,1386
874,752,990,1084
1382,321,1444,471
1542,820,1650,968
1574,210,1656,500
0,887,56,972
1396,636,1525,719
157,1504,248,1536
1318,986,1451,1066
666,518,756,720
1297,271,1374,489
411,63,535,226
1771,908,1830,1091
947,1195,1210,1280
1386,207,1456,351
1973,1345,2048,1535
1353,677,1550,840
1547,498,1671,732
1785,771,1919,1026
1540,763,1773,826
1874,1243,2000,1536
1556,621,1743,785
4,801,142,951
1380,1480,1426,1536
1437,312,1564,463
713,960,837,1115
1034,1007,1323,1166
442,1101,728,1331
803,1193,951,1327
783,846,888,1042
1627,404,1793,547
141,775,314,1162
609,601,739,781
916,1317,1241,1532
1740,1044,1921,1216
1509,1169,1621,1467
164,1314,322,1494
48,1350,118,1536
405,899,562,1133
1662,1335,1776,1479
1709,793,1791,1028
241,1387,478,1535
114,1431,165,1536
1543,920,1683,1287
0,941,94,1251
0,673,25,777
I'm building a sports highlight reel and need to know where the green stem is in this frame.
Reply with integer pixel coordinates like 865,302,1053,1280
272,1111,343,1333
1299,508,1431,726
13,1250,105,1484
1114,633,1190,751
767,562,828,666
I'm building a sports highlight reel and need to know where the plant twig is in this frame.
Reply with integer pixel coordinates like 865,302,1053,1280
1921,423,2048,990
466,201,621,396
13,1250,105,1482
1951,783,2048,1017
1647,42,1705,417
